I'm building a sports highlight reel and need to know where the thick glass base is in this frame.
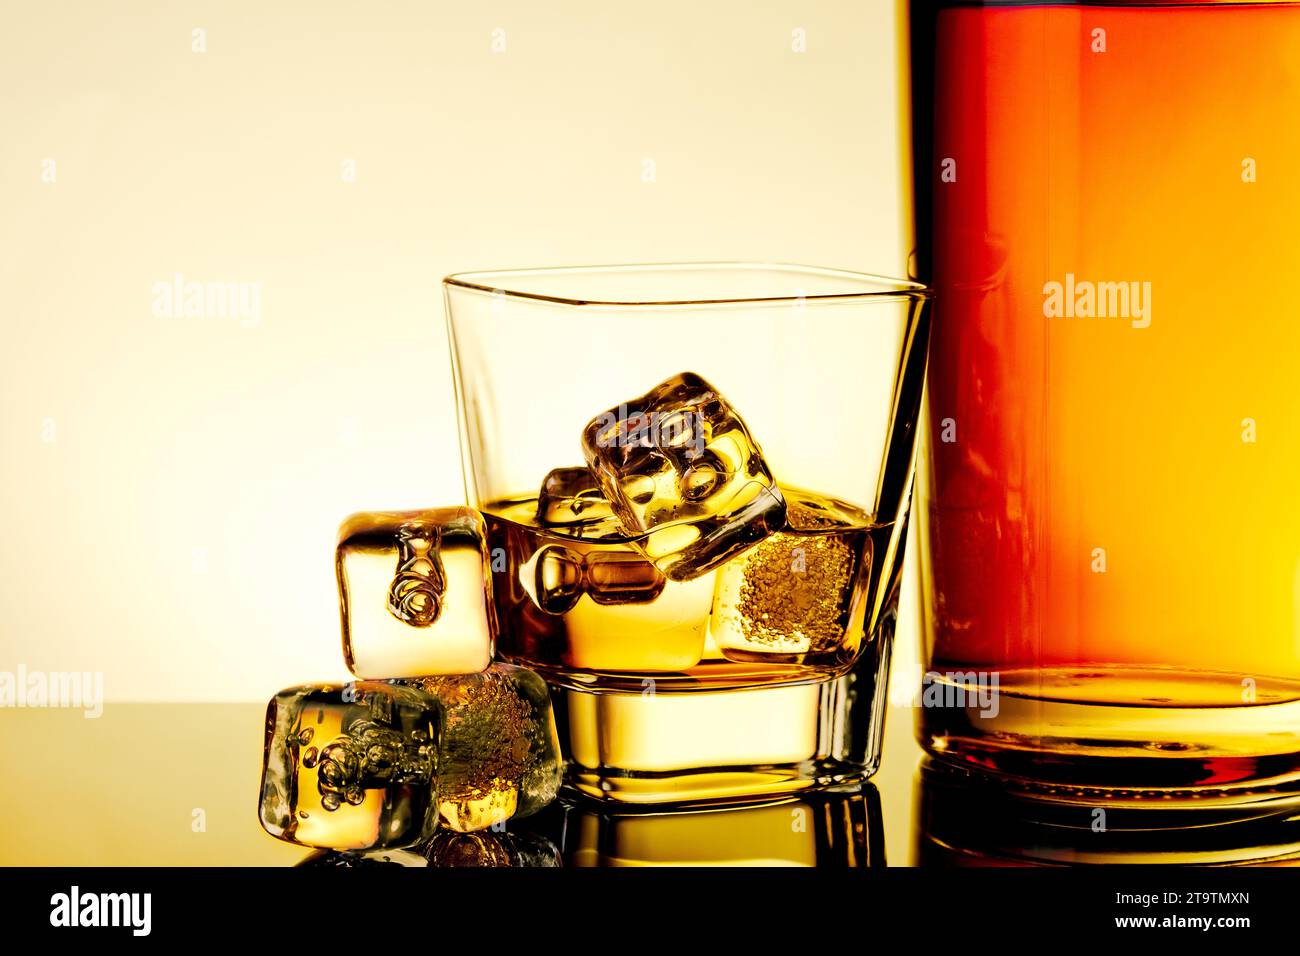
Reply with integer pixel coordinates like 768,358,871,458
564,759,873,808
554,629,891,807
920,666,1300,799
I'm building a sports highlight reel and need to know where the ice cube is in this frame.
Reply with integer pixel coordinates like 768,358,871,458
562,565,713,671
488,516,711,673
527,544,585,615
521,541,709,670
708,490,870,662
259,665,563,849
336,507,495,678
584,549,669,605
522,544,667,616
534,467,629,540
537,466,614,526
259,681,439,850
406,663,561,833
581,371,785,580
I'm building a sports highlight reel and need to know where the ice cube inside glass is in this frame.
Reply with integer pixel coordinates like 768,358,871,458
709,490,876,663
581,371,786,581
537,466,615,528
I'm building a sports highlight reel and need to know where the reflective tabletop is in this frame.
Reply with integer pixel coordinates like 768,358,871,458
3,703,1297,866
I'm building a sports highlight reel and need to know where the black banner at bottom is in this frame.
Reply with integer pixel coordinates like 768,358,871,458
0,866,1288,941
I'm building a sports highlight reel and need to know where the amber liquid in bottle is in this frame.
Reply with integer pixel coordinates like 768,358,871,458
912,1,1300,792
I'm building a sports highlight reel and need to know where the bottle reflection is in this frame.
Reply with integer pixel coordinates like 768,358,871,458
916,757,1300,866
520,784,883,867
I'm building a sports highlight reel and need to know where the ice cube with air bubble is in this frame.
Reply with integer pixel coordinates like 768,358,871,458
258,664,562,850
580,371,786,581
336,506,495,678
536,466,616,527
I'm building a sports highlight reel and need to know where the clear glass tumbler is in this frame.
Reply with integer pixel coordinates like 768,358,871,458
445,263,929,804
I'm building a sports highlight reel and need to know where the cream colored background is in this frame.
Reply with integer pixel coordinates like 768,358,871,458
0,0,913,701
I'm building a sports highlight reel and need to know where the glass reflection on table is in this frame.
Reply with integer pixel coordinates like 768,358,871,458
519,783,883,867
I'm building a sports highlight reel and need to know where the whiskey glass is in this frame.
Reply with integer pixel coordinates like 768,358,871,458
444,264,930,804
910,0,1300,804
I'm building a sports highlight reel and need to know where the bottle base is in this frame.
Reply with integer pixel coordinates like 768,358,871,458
920,665,1300,799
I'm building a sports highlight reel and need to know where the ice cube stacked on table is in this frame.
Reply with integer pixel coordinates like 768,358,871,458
336,508,495,677
258,507,562,854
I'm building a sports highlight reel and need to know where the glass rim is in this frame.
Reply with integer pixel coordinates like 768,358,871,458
443,261,932,307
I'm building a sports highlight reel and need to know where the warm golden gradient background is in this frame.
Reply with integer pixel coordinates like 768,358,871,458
0,0,915,702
